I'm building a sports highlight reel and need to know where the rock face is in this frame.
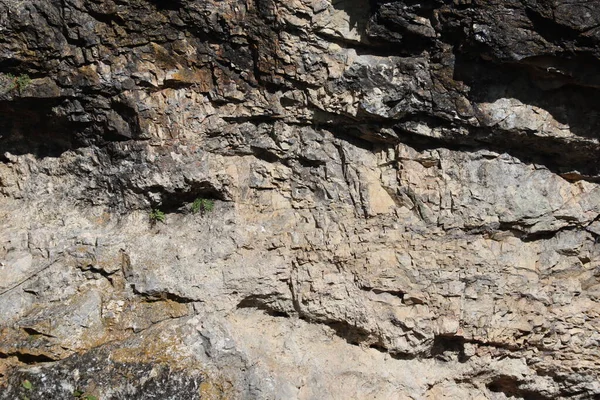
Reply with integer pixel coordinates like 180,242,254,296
1,0,600,398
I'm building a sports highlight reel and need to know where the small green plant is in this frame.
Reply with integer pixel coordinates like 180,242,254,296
1,73,31,93
15,74,31,92
149,209,166,224
21,380,33,390
191,198,214,214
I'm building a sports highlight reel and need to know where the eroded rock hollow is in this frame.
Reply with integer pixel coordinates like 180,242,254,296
1,0,600,398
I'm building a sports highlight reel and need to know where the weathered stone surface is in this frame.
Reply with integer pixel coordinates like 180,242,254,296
2,0,600,398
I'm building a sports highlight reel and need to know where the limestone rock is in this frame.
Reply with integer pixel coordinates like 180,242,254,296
1,0,600,398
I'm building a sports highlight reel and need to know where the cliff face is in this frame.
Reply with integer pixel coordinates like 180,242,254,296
1,0,600,398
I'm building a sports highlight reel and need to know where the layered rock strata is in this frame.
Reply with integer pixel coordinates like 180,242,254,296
1,0,600,398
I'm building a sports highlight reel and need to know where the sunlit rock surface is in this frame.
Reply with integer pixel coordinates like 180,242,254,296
2,0,600,398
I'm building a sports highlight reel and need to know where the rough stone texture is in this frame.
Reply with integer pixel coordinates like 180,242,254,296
2,0,600,398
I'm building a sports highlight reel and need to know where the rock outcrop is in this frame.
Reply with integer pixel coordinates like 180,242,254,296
2,0,600,398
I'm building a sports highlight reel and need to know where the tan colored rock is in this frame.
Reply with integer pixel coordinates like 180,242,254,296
2,0,600,398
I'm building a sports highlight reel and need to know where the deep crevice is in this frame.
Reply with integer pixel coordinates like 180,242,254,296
141,182,225,213
371,288,405,300
0,351,56,364
236,295,290,318
524,8,596,49
360,285,406,301
520,224,580,242
487,375,553,400
394,117,600,182
131,285,196,304
318,319,375,346
431,335,468,362
250,146,282,163
307,317,417,360
145,0,184,11
0,97,88,159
